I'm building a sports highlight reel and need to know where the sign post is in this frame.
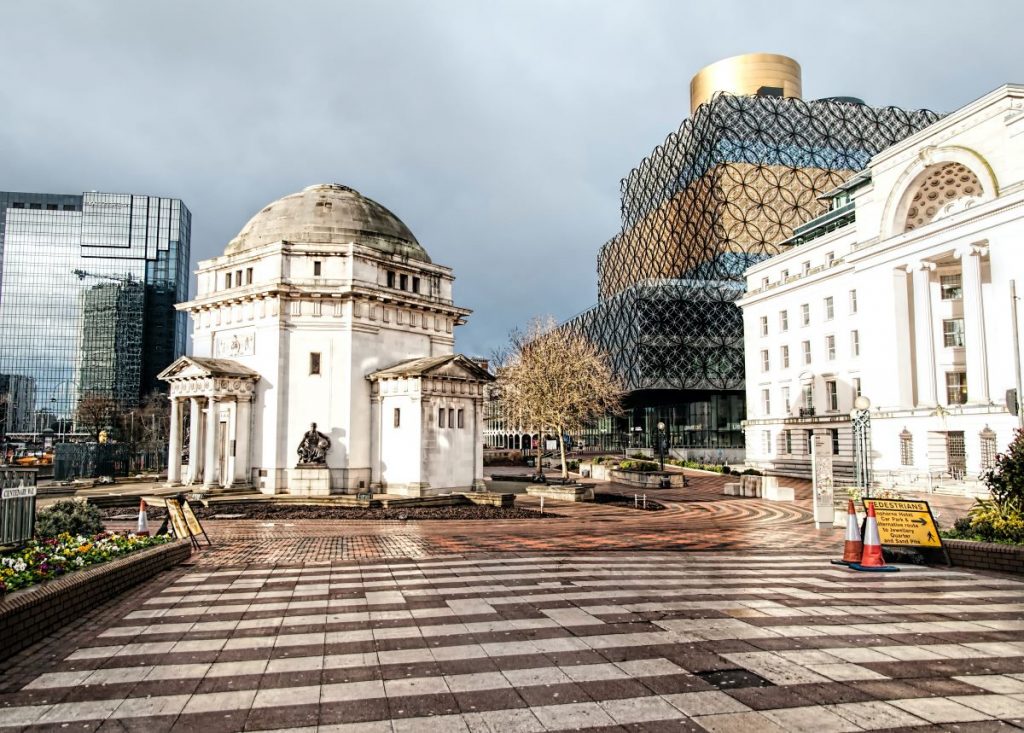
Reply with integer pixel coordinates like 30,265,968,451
811,433,834,529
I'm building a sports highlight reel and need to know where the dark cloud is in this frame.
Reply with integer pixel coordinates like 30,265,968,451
1,0,1019,356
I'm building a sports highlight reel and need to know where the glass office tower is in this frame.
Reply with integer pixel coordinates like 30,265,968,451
0,191,191,437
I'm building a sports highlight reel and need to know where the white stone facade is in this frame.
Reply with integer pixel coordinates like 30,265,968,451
160,184,492,497
738,85,1024,493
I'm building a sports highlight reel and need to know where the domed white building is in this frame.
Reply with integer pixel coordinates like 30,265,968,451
159,184,492,496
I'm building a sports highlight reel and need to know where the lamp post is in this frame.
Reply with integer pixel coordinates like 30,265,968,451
850,395,872,498
656,421,666,472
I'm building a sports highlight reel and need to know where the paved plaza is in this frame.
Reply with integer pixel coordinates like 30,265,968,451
2,474,1022,732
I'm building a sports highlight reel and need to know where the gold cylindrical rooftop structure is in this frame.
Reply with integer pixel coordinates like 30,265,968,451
689,53,801,115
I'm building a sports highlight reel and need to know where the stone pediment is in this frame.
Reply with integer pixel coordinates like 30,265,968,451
368,354,493,383
158,356,260,382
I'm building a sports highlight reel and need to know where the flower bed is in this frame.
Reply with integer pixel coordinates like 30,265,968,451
1,532,172,595
0,538,190,661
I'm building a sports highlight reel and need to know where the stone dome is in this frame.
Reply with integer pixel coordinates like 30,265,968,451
225,183,429,262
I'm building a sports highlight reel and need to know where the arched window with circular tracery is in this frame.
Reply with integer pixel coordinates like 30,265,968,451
904,162,983,231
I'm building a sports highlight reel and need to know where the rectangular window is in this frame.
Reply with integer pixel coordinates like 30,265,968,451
784,429,792,454
900,431,914,466
825,296,834,320
946,372,968,405
63,204,76,211
981,430,997,470
400,273,409,290
940,273,963,300
313,261,322,277
853,377,862,398
235,270,242,287
393,408,401,428
826,380,838,411
805,429,814,455
761,388,771,415
760,349,769,373
448,408,455,428
761,276,769,289
802,261,811,275
412,276,420,293
760,315,768,337
781,386,790,415
802,340,811,364
830,428,840,456
224,272,232,289
780,269,789,280
246,267,253,285
46,203,57,211
387,270,396,288
849,289,858,314
781,345,789,369
309,352,321,375
851,330,860,357
457,409,465,428
943,318,965,347
780,310,788,331
762,430,771,454
439,408,446,428
826,334,836,360
825,252,835,266
801,304,810,326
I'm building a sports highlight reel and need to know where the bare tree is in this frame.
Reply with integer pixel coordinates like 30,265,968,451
496,316,624,480
75,393,118,441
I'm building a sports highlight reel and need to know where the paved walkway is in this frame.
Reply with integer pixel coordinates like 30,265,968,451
2,553,1024,731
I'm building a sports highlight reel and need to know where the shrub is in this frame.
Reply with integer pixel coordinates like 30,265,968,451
618,459,659,472
953,428,1024,544
741,468,763,476
983,428,1024,508
565,460,580,471
35,500,104,539
629,452,647,459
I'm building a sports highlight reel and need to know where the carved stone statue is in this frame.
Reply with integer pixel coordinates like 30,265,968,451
297,422,330,465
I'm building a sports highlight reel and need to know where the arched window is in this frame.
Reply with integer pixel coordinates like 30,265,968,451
899,428,913,466
904,163,983,232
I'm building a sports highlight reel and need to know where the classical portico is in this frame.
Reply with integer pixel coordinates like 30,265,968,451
159,356,258,489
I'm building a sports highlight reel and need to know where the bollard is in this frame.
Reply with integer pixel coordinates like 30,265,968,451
634,493,638,508
643,494,647,509
540,496,544,514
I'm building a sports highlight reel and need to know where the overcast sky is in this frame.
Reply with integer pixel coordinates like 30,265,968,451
1,1,1020,357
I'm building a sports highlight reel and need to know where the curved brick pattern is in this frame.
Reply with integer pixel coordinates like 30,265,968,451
1,552,1023,731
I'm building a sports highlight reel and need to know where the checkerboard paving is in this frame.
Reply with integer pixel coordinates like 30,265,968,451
2,552,1024,732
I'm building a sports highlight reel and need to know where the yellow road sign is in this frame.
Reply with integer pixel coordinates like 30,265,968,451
864,499,943,548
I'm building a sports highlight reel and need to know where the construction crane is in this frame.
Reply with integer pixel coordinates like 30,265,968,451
72,268,139,285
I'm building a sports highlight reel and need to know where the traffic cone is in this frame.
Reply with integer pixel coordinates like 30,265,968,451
849,501,899,573
830,500,863,566
136,499,150,537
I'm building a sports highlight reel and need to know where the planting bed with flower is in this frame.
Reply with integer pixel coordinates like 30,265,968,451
0,532,171,595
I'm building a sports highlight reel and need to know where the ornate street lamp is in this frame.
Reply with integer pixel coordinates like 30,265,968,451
850,395,873,497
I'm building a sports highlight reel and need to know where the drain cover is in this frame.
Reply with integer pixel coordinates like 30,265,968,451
696,669,773,689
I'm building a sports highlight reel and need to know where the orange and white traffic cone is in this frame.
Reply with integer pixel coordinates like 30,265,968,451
831,500,863,566
850,501,899,573
136,499,150,537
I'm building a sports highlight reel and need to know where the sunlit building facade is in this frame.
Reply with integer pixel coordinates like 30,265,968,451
0,191,191,437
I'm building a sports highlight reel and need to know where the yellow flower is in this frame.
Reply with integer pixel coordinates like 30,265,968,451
78,544,92,553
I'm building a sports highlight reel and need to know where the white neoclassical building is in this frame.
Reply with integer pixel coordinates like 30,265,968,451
738,84,1024,493
159,183,493,496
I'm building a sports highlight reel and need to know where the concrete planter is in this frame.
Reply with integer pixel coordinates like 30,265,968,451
581,462,615,481
525,484,594,502
943,538,1024,575
608,469,685,489
0,540,191,660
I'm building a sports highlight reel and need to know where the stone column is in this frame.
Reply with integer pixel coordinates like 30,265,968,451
369,394,383,491
913,262,938,406
166,396,182,484
187,396,202,484
959,243,990,404
203,395,219,489
234,397,252,485
472,395,486,491
224,399,237,488
892,266,915,408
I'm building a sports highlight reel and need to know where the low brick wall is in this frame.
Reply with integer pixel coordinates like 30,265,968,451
0,540,191,660
608,469,686,489
944,539,1024,575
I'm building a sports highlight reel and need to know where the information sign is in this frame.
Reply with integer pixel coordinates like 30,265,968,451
181,499,212,547
165,499,193,546
811,433,834,528
865,499,943,548
1,486,36,499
